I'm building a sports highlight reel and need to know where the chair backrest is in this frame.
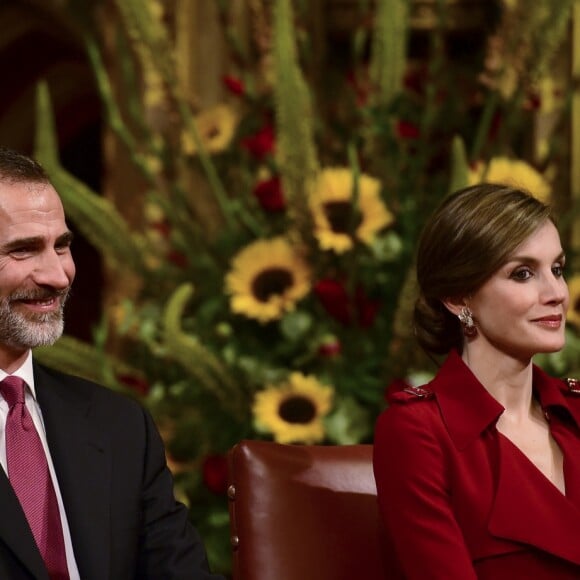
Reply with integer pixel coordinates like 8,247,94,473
227,439,385,580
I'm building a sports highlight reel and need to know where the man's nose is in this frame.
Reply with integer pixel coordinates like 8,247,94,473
32,251,75,289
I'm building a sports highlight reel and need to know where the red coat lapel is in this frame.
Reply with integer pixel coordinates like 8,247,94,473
430,350,504,450
489,433,580,564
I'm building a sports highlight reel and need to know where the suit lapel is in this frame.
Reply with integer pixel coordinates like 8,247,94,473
489,433,580,564
0,468,48,579
34,363,112,580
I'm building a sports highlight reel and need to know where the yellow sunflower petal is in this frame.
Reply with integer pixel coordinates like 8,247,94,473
567,275,580,329
225,237,311,323
252,372,334,444
182,104,239,155
310,167,393,254
468,157,551,204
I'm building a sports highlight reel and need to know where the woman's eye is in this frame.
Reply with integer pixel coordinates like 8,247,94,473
511,268,532,281
552,264,563,277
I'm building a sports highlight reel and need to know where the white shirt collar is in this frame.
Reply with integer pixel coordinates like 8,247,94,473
0,350,36,399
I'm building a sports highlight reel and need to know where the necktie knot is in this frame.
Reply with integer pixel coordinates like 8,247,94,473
0,375,25,408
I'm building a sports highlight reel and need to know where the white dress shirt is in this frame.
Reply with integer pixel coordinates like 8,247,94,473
0,351,80,579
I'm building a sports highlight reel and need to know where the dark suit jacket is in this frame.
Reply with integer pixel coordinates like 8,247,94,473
373,350,580,579
0,362,223,580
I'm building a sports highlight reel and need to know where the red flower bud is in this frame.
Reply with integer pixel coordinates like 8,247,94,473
168,250,188,269
253,177,285,212
116,374,150,396
202,454,229,495
241,125,275,160
150,220,171,238
395,120,420,140
318,340,342,357
355,286,381,328
314,278,381,328
223,75,245,96
524,91,541,111
403,65,428,96
314,279,352,326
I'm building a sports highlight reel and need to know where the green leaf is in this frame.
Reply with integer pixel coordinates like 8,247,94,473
448,135,470,194
324,396,373,445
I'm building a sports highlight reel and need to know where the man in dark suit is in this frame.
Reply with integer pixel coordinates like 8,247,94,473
0,147,223,579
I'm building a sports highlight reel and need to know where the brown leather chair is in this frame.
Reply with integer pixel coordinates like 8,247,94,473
227,439,386,580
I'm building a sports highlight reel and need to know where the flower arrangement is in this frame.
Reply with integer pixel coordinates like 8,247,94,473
30,0,578,573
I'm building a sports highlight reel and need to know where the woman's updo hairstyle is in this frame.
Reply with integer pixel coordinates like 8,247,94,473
414,183,552,355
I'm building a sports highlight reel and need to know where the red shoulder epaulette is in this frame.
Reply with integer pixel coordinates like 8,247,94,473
388,385,434,404
564,378,580,395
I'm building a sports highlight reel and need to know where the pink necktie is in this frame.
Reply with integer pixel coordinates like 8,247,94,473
1,376,69,579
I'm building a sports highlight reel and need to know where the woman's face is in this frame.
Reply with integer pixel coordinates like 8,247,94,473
467,220,569,361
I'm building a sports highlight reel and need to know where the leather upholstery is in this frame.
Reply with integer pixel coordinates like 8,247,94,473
227,440,385,580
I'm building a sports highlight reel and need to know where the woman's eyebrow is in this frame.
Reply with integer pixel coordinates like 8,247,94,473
505,250,565,264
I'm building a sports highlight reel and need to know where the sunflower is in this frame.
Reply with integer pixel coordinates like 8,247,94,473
567,275,580,329
182,104,238,155
225,237,311,323
310,167,394,254
252,373,334,444
468,157,551,204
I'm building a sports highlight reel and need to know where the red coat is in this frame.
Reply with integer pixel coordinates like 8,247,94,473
373,350,580,579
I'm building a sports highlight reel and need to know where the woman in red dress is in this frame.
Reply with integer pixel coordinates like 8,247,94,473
373,183,580,578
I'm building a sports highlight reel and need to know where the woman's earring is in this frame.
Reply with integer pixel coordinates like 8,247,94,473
458,307,477,337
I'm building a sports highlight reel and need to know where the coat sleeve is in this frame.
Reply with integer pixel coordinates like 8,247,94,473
373,403,477,579
135,406,224,580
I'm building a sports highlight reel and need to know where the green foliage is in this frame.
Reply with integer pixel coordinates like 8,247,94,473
369,0,408,108
35,335,137,391
34,82,150,274
273,0,319,225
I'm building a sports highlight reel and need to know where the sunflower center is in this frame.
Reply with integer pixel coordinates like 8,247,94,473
279,395,317,424
252,268,294,302
323,201,362,234
206,124,220,139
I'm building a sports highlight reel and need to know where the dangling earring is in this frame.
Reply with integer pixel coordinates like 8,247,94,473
458,306,477,337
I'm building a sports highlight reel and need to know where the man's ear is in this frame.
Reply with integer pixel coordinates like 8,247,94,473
441,297,467,317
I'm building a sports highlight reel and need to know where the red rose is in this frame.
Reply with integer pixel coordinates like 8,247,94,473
395,120,420,140
315,278,380,328
489,110,502,140
223,75,245,96
202,454,229,495
168,250,188,269
241,125,275,160
314,279,352,326
403,65,428,96
524,91,541,111
253,177,285,212
149,220,171,238
355,286,381,328
346,69,371,107
116,374,150,396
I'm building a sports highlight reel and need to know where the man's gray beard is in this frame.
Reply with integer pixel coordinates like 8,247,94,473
0,291,68,349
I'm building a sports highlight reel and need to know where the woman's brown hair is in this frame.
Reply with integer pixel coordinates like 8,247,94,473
414,183,553,355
